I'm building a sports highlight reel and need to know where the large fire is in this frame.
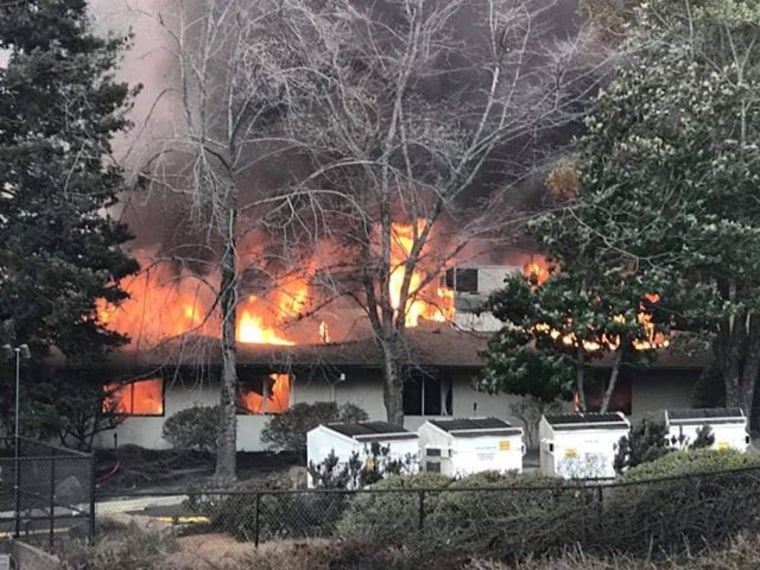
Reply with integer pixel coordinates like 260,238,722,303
98,223,458,346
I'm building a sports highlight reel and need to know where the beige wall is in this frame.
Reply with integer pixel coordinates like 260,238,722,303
631,371,698,422
98,367,695,452
96,368,525,452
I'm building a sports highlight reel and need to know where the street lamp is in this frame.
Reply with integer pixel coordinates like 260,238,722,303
2,342,31,538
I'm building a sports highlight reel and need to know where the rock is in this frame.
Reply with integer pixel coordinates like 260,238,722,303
55,475,85,505
288,466,308,489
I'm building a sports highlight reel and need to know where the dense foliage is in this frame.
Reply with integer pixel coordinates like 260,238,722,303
614,417,671,472
482,0,760,417
162,406,221,453
260,401,368,455
0,0,138,433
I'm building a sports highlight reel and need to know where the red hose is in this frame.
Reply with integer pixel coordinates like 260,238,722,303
96,460,121,483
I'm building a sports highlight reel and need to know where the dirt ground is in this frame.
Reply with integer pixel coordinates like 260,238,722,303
161,534,332,569
95,449,302,494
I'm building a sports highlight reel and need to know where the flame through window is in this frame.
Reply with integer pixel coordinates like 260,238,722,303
236,373,291,414
103,378,164,416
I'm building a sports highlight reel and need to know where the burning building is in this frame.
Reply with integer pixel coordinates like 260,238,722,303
76,239,706,452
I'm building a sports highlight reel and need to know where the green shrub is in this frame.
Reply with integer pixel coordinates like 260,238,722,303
209,491,349,542
161,405,221,452
308,442,419,489
620,448,760,482
613,416,671,473
602,449,760,556
691,424,716,449
336,472,451,543
428,471,589,560
261,401,368,454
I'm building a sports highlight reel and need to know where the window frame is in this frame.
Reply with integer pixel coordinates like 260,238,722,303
403,371,452,417
105,377,166,417
236,372,292,416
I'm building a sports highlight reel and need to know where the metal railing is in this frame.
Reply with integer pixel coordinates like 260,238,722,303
0,437,95,548
96,464,760,558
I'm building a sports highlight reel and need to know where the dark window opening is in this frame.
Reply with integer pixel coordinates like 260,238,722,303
445,268,478,293
403,371,446,416
584,368,632,415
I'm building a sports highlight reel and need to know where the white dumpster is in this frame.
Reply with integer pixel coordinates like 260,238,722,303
306,421,420,488
539,412,630,479
665,408,750,452
417,417,525,477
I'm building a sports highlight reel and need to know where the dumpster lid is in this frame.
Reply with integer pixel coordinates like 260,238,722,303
325,421,418,442
666,408,745,425
429,417,523,437
544,412,629,431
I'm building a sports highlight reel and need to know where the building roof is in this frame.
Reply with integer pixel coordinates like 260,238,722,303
50,323,710,374
325,421,417,442
429,417,522,437
544,413,629,431
666,408,746,425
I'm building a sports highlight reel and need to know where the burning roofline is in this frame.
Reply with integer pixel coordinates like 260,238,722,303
46,325,710,373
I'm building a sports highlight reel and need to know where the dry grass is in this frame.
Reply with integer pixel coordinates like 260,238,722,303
60,522,760,570
470,533,760,570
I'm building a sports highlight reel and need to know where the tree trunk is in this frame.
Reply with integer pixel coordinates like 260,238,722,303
600,349,623,413
575,349,587,412
739,331,760,429
716,312,760,429
381,337,404,427
214,211,238,487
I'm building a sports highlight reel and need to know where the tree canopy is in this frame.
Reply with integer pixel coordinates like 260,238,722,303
480,0,759,414
0,0,138,434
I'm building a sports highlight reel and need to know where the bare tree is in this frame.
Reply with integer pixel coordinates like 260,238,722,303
130,0,345,485
127,0,609,484
237,0,609,425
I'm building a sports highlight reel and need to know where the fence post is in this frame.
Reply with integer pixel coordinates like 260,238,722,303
418,489,426,532
89,451,97,544
254,492,261,548
596,484,604,539
49,447,56,549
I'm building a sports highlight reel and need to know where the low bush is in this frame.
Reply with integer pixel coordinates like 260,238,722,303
614,417,671,473
468,532,760,569
261,401,368,455
59,522,176,570
336,472,451,543
162,406,221,453
428,471,589,561
620,448,760,481
601,449,760,556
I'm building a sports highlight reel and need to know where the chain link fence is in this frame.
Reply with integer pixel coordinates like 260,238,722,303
0,437,95,549
98,464,760,559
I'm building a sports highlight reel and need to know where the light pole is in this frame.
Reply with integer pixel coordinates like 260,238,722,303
2,343,31,538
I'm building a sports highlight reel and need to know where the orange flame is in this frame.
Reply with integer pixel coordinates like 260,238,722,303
389,222,455,327
238,373,290,414
103,378,164,415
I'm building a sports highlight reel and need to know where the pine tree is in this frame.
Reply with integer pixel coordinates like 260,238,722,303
0,0,139,431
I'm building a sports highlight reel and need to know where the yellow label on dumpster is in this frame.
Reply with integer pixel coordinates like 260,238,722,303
499,440,511,451
564,448,577,458
717,441,731,450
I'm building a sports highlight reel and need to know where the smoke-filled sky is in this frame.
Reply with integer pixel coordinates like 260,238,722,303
87,0,589,264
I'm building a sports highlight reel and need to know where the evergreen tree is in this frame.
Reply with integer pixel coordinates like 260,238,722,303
484,0,760,420
0,0,139,433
